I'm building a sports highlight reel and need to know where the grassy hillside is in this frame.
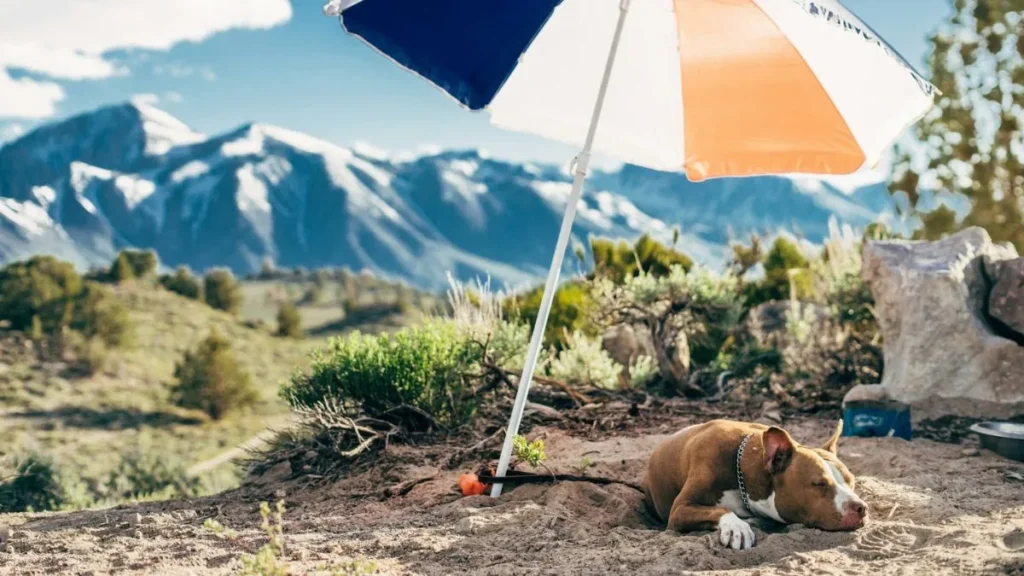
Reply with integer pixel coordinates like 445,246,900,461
0,281,315,499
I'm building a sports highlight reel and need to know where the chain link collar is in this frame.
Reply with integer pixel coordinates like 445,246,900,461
736,433,754,515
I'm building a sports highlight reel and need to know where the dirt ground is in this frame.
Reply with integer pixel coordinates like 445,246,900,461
2,416,1023,576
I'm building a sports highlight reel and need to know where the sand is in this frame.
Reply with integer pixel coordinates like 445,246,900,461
1,417,1023,575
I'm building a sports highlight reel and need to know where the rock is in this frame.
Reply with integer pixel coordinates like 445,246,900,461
961,447,980,457
601,322,689,384
602,323,654,365
252,460,292,486
985,257,1024,339
661,328,691,384
862,227,1024,419
745,300,831,344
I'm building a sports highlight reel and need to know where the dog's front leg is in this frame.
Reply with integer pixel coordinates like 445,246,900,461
667,491,755,550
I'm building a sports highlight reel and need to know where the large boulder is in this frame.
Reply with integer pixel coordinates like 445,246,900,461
858,227,1024,419
986,257,1024,340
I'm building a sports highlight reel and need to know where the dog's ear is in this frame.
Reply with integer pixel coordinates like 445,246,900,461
822,420,842,454
762,427,795,476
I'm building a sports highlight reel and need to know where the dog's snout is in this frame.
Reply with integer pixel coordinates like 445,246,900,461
846,500,867,518
839,499,868,529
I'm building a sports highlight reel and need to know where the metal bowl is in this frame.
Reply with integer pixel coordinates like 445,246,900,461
970,422,1024,462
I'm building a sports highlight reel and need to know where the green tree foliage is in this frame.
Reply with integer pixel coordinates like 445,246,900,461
0,453,90,512
744,237,812,306
0,257,131,347
0,256,81,332
72,282,133,347
729,233,764,283
171,328,257,420
889,0,1024,251
159,266,203,300
276,303,303,338
110,252,136,283
120,249,159,279
590,234,693,283
504,281,596,349
203,268,243,315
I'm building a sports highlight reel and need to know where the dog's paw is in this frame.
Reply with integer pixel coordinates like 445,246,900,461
718,512,755,550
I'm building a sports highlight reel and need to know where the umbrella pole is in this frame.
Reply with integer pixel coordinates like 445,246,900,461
491,0,632,498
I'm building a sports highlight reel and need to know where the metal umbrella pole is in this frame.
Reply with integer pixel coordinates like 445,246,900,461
490,0,632,498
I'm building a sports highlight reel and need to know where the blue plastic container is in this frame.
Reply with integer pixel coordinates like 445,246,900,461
842,401,912,440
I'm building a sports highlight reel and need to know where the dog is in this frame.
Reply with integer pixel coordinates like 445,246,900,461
643,419,867,550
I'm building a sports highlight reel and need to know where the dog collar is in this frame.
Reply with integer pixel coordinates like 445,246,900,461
736,433,754,515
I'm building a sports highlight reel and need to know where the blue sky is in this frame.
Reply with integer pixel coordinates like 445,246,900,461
0,0,952,168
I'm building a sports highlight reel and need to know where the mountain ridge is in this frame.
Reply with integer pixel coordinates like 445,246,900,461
0,102,894,289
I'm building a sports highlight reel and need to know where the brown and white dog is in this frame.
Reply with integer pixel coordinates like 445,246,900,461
644,419,867,550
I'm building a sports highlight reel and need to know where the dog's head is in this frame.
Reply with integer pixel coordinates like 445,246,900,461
760,421,867,531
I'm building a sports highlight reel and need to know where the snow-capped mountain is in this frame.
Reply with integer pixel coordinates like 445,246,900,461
0,103,894,289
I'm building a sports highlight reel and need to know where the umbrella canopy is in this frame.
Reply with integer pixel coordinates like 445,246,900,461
324,0,934,497
327,0,934,180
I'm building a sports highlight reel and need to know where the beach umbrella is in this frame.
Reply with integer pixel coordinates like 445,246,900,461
323,0,935,497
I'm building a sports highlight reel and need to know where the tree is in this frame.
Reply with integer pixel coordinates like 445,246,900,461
110,252,135,284
589,234,693,284
890,0,1024,252
160,266,202,300
122,250,158,279
203,269,243,315
171,328,257,420
729,233,763,284
744,237,812,306
276,303,303,338
0,256,82,332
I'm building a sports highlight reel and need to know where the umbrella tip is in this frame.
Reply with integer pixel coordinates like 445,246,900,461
322,0,354,17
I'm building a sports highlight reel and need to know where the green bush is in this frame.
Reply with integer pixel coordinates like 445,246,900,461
203,268,243,315
300,284,322,305
0,256,82,332
160,266,202,300
0,258,132,348
744,236,812,306
590,234,693,283
0,453,90,512
72,282,133,347
106,449,200,501
110,252,136,283
171,328,257,420
62,330,112,376
504,281,596,349
548,330,622,390
105,248,159,284
282,321,481,426
276,303,303,338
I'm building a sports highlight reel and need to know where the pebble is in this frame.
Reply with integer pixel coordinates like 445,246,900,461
961,447,980,457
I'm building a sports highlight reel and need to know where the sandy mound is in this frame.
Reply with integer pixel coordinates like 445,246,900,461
2,418,1023,575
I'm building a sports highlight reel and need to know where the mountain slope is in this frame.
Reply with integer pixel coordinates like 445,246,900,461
0,103,893,289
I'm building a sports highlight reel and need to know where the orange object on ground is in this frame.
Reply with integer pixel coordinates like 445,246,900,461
457,473,488,496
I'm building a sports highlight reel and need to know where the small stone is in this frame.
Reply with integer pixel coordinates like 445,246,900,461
134,531,144,540
127,513,143,525
961,447,980,457
254,461,292,486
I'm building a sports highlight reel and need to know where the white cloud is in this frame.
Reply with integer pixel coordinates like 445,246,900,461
152,62,217,81
0,0,292,118
131,93,161,106
165,91,185,104
0,70,65,119
1,122,26,142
